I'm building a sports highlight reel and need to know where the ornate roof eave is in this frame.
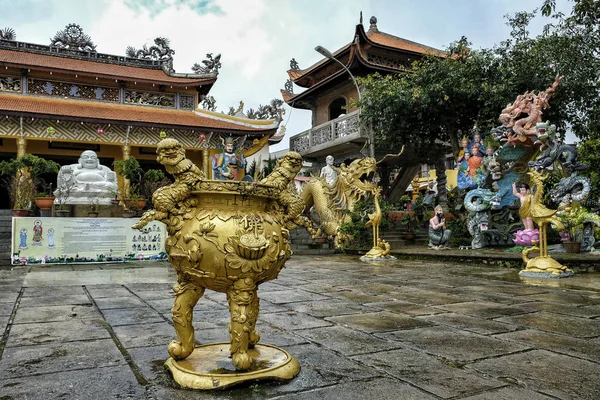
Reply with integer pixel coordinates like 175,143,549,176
356,22,448,58
286,43,352,88
194,109,280,131
0,92,277,135
283,45,408,108
0,42,218,86
282,66,351,108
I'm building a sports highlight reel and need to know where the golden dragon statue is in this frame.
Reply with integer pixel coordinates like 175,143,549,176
300,157,378,246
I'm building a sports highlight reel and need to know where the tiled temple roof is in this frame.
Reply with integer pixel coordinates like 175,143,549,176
0,48,215,86
0,93,278,133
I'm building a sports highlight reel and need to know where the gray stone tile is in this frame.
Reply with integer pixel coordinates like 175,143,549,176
494,329,600,363
0,338,125,378
258,289,330,304
330,290,387,304
519,301,600,318
252,321,309,347
19,294,91,307
127,282,173,292
437,301,536,318
129,289,174,301
496,311,600,338
191,309,231,330
418,312,520,335
21,285,85,297
295,325,403,356
389,289,471,305
86,285,133,298
127,344,170,382
365,300,445,316
94,295,148,309
280,377,437,399
462,386,556,399
326,311,431,334
145,297,176,313
13,304,101,324
354,347,503,399
6,319,110,347
471,349,600,399
102,307,166,326
0,290,19,303
0,302,14,316
283,298,374,318
260,310,332,330
377,326,530,362
520,290,600,305
258,299,291,314
252,342,381,396
0,365,145,399
112,322,177,349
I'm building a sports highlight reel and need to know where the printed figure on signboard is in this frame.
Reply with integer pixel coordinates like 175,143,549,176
32,220,43,246
19,228,28,250
47,228,55,249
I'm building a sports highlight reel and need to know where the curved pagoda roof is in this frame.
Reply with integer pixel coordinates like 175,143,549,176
0,92,279,135
282,16,446,108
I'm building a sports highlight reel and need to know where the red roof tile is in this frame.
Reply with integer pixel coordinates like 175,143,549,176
0,93,276,132
0,49,215,86
367,32,445,56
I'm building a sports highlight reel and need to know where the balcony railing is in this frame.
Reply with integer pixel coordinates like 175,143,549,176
290,110,365,156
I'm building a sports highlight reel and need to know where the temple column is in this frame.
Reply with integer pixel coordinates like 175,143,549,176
16,136,27,157
121,144,131,199
202,147,210,178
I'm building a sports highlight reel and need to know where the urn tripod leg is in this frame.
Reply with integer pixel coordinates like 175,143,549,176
168,282,205,360
227,278,258,370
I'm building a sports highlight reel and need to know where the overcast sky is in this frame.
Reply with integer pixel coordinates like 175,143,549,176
1,0,575,150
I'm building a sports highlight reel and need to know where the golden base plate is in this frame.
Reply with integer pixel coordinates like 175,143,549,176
164,343,300,390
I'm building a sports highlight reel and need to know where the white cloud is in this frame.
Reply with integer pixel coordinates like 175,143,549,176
0,0,576,151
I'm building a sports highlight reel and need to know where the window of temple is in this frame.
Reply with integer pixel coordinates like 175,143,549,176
328,97,347,120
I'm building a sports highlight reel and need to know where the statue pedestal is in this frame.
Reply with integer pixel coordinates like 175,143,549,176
165,343,300,390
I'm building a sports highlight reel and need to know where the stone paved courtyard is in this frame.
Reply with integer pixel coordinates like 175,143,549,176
0,255,599,399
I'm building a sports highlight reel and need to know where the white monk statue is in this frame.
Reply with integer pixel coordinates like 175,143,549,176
54,150,118,205
320,155,338,186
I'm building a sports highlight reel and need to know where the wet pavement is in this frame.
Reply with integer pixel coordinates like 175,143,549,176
0,255,599,399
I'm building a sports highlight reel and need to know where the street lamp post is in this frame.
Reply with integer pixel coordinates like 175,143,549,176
315,45,375,158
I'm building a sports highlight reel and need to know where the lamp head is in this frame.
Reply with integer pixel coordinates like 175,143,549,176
315,45,334,59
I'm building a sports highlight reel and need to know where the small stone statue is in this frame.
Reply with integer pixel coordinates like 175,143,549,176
429,205,451,249
320,155,337,186
54,150,118,204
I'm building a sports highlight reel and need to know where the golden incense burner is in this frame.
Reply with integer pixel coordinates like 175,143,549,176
133,139,304,389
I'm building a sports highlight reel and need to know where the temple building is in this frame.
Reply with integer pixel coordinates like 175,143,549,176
282,16,450,199
0,24,282,209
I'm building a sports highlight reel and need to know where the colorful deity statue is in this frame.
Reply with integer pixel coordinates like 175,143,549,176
457,135,470,163
469,131,486,157
212,136,247,180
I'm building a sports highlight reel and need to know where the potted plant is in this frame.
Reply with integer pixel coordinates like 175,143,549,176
88,196,99,217
108,188,120,205
400,213,418,241
54,172,76,217
0,155,59,216
558,204,600,253
114,157,171,210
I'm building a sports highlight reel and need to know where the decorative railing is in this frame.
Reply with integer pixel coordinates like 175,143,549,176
290,110,363,154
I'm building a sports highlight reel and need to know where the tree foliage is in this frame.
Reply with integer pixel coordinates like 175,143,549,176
358,0,600,205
